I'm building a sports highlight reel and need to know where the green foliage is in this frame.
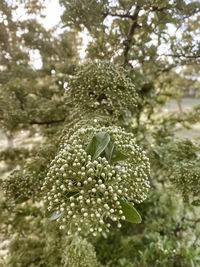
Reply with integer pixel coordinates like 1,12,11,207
8,237,46,267
60,0,107,31
0,0,79,136
149,138,200,205
92,190,200,267
1,0,200,266
2,142,59,204
0,195,102,266
61,0,200,67
0,147,30,165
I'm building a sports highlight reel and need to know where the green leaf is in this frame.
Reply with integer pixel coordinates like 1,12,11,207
48,211,63,221
86,132,110,161
105,141,115,161
119,199,142,223
104,141,128,162
111,150,128,162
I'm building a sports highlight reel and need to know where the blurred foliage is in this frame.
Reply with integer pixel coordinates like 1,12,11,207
92,190,200,266
149,138,200,204
2,141,59,204
0,0,79,137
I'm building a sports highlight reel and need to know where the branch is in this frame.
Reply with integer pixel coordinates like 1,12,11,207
30,118,65,125
123,5,140,65
103,12,136,20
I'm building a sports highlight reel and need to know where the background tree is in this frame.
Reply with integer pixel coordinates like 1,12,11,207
1,0,200,266
0,0,79,145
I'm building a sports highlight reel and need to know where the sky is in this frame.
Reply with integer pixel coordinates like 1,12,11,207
42,0,63,29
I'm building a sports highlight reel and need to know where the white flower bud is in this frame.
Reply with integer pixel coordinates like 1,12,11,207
92,188,96,193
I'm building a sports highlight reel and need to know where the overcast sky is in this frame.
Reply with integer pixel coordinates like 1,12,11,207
43,0,62,29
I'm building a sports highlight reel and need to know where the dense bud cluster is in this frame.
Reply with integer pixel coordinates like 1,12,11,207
66,62,138,120
170,161,200,204
3,169,43,204
2,150,56,204
150,139,200,205
43,125,150,235
61,236,102,267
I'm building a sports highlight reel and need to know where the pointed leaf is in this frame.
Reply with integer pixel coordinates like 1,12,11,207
105,141,115,161
111,150,128,162
86,132,110,161
119,199,141,223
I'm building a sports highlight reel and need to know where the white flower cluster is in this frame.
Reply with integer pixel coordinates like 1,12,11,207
66,62,138,119
42,126,150,235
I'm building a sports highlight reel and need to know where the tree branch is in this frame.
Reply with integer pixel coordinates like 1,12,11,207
123,5,140,65
103,12,136,20
30,118,65,125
